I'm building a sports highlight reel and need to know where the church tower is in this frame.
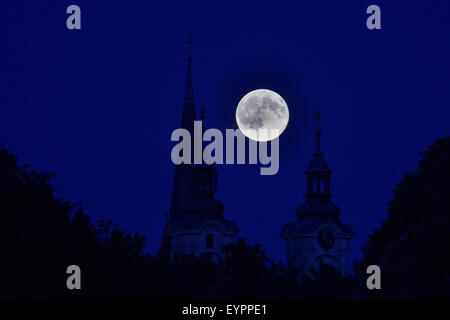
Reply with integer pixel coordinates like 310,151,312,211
282,110,354,279
160,39,238,260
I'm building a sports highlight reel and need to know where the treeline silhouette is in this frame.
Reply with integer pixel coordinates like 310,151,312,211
0,137,449,300
355,137,450,299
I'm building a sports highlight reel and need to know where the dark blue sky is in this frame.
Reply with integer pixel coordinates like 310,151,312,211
1,0,450,263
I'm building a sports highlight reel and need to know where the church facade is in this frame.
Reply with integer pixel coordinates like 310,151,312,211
160,42,238,260
281,111,354,278
162,41,353,274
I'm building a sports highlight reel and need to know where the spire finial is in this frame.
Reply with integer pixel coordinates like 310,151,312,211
313,109,322,152
185,36,194,69
200,106,206,121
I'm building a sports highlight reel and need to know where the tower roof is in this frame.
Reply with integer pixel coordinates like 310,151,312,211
305,109,331,173
169,38,197,218
169,38,224,219
180,37,196,132
297,110,339,218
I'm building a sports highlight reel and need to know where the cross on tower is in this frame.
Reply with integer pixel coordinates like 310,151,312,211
199,106,206,121
185,36,194,66
314,109,322,124
314,109,322,151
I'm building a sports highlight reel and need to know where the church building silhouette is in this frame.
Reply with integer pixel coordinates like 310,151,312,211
161,41,354,276
282,110,354,278
160,39,238,261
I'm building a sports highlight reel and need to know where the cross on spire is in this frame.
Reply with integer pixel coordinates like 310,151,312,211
314,109,322,152
185,36,194,69
183,37,195,103
200,106,206,121
314,109,322,123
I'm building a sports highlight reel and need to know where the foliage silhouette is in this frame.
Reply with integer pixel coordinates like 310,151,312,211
356,137,450,299
212,238,300,299
8,137,450,300
299,262,358,300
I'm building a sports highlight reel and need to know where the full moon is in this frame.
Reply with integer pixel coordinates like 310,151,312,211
236,89,289,142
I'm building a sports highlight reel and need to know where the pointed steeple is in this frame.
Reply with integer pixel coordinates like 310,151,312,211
169,38,224,219
169,38,198,218
162,39,238,260
179,37,196,133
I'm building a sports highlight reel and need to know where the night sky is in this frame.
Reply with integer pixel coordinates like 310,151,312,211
2,0,450,263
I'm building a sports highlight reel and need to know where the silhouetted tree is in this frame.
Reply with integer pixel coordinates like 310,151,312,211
299,262,357,300
213,238,299,299
356,137,450,299
0,143,148,299
0,143,71,298
0,142,359,300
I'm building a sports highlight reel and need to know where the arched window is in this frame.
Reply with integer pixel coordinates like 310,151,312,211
206,233,214,249
313,177,322,192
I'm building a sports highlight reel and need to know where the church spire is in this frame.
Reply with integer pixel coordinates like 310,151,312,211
293,110,341,218
169,38,198,219
305,110,332,199
313,109,323,154
179,36,196,133
169,38,224,219
162,40,238,260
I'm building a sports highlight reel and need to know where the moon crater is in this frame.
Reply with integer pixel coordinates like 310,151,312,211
236,89,289,141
